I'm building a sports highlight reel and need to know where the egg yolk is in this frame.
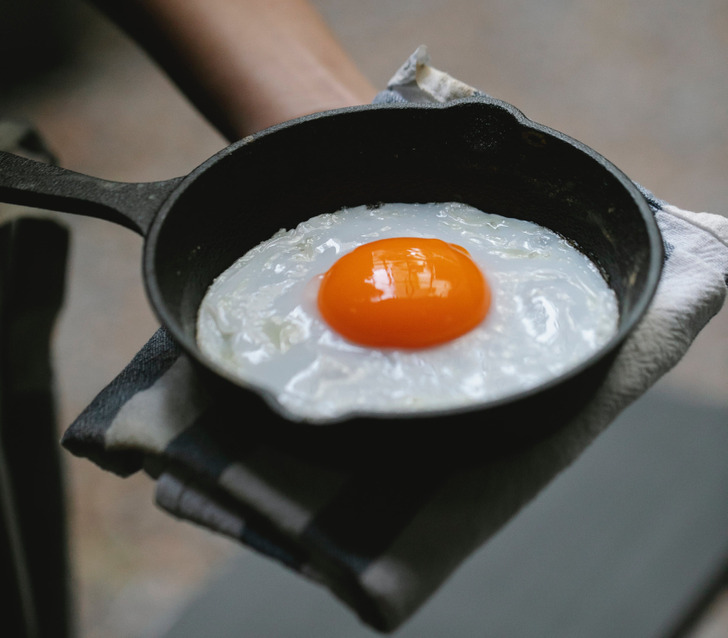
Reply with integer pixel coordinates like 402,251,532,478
317,237,491,348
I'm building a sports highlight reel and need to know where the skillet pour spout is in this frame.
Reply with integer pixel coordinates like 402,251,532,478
0,98,663,452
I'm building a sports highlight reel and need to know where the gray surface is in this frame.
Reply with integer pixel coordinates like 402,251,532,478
162,388,728,637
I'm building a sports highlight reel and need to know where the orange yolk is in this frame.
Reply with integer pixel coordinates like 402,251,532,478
317,237,491,349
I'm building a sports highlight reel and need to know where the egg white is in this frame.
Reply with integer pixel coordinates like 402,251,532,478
196,202,618,421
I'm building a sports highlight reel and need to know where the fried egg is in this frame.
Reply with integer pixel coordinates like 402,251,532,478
196,202,618,421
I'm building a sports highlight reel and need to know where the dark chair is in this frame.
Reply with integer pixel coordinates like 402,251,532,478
0,120,71,638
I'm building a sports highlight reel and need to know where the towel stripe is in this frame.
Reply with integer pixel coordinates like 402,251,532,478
61,327,181,475
301,460,454,574
161,406,262,482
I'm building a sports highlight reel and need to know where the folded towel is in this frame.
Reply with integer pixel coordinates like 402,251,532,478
61,47,728,633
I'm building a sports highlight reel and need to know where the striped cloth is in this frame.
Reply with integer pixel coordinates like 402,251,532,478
61,48,728,633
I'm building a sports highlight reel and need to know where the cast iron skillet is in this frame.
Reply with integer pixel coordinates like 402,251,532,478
0,98,663,455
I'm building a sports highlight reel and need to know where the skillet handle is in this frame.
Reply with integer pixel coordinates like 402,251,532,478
0,150,183,236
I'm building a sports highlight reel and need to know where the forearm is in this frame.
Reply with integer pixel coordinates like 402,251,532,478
90,0,377,140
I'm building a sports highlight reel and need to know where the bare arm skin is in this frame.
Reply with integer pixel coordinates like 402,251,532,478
90,0,377,140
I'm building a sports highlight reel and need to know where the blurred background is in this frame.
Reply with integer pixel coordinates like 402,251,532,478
1,0,727,636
